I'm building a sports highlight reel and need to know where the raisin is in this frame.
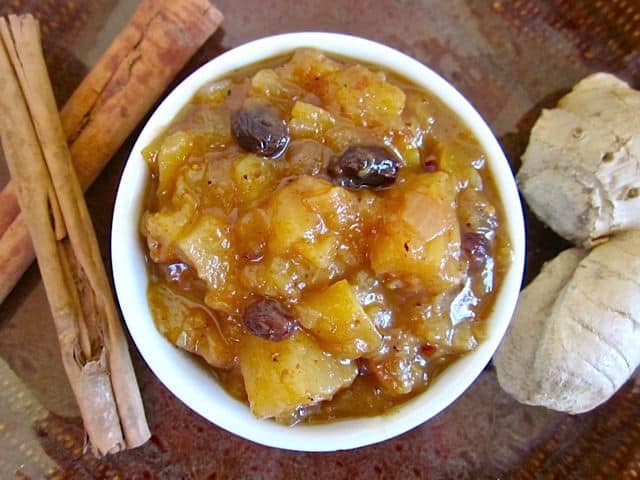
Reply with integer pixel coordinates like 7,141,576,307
328,145,400,189
242,297,298,341
231,104,289,157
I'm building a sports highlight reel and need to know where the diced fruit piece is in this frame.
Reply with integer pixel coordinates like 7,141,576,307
408,293,479,354
279,49,341,91
411,299,451,346
399,172,459,241
289,101,335,139
324,121,370,152
321,65,406,127
239,330,357,418
175,214,237,312
241,255,309,299
368,330,428,396
176,214,233,289
370,217,460,294
148,283,232,368
391,126,423,169
257,176,366,289
171,104,232,152
437,139,484,191
142,200,196,263
203,157,236,213
356,190,383,231
370,172,463,295
302,181,361,231
170,164,204,213
266,175,364,273
324,123,378,152
296,234,339,270
350,270,393,328
234,208,270,261
251,69,287,98
449,321,478,352
142,135,164,165
193,79,232,104
295,280,382,359
415,311,478,354
156,131,194,195
232,154,278,204
285,139,332,176
403,91,436,131
268,178,326,255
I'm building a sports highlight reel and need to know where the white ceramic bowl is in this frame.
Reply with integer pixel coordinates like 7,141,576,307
112,32,525,452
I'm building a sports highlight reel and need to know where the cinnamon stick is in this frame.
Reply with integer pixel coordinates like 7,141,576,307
0,14,149,455
0,0,223,303
0,217,31,302
0,182,19,234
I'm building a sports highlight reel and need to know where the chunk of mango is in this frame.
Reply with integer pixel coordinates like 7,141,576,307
368,330,427,396
265,176,363,277
370,172,463,295
175,214,237,312
268,178,325,256
239,331,357,418
295,280,382,359
251,69,287,98
193,79,232,104
438,140,484,191
148,283,233,368
142,200,196,263
289,101,336,139
302,181,361,232
279,49,341,91
296,234,340,270
156,131,194,195
172,104,232,152
321,65,406,128
232,154,278,204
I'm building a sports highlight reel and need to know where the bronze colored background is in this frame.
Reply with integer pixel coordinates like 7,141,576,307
0,0,638,478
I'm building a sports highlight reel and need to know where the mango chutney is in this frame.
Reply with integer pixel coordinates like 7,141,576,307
140,49,511,424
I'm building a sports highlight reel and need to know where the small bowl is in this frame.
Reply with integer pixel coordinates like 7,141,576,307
111,32,525,451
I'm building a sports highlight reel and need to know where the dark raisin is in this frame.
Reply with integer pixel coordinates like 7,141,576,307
231,104,289,157
243,297,298,341
328,145,400,189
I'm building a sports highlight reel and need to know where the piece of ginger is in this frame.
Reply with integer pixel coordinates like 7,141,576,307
518,73,640,247
494,230,640,414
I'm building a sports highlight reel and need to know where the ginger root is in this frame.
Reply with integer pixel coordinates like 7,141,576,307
494,230,640,414
518,73,640,247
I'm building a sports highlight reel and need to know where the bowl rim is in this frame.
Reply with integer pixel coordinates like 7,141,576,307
111,31,525,452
